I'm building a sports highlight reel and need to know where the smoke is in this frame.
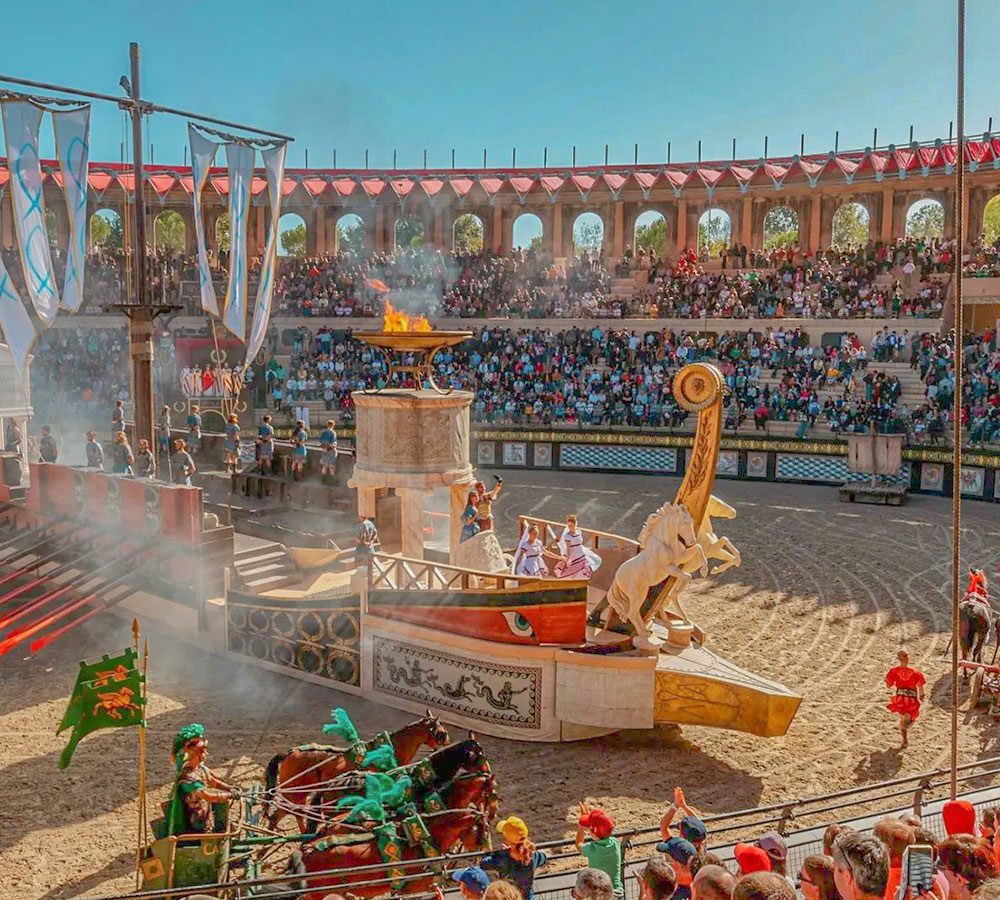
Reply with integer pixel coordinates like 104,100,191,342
380,245,465,319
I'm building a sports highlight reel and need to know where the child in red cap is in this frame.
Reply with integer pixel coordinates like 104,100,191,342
575,801,623,898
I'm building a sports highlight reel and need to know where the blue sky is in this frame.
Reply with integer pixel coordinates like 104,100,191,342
7,0,997,170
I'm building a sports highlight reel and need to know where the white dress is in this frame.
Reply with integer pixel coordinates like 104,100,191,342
553,527,602,578
513,535,548,576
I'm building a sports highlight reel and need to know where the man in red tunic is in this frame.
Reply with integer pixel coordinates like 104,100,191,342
886,650,926,749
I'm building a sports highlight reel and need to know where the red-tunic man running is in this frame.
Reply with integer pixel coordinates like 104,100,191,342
886,650,926,749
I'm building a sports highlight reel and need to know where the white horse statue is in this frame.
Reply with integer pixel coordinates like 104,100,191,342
604,502,708,649
697,495,742,575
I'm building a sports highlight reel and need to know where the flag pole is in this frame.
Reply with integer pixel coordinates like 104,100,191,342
132,619,148,889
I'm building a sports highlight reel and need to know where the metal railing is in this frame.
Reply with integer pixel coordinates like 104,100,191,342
72,754,1000,900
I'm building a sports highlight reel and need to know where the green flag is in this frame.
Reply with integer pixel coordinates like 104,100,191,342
59,666,145,769
58,648,138,734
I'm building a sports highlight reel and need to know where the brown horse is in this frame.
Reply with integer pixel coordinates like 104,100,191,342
442,772,498,817
312,771,499,838
264,711,449,831
300,808,489,900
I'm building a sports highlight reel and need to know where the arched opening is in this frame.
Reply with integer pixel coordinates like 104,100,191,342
512,213,543,251
831,203,870,249
983,195,1000,245
453,214,484,253
905,198,945,240
90,209,122,251
154,210,186,252
336,214,365,255
633,210,667,258
763,206,799,249
278,212,307,257
573,213,604,256
697,208,731,257
215,212,231,254
394,216,425,250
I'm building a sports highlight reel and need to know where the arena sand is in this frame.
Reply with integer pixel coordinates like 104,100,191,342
2,476,999,898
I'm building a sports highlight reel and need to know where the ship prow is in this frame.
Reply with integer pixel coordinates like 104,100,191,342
649,625,801,738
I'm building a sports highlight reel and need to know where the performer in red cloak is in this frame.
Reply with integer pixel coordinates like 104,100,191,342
886,650,926,749
968,568,989,602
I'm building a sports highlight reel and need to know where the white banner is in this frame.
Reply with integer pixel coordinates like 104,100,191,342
245,142,287,363
2,101,59,325
222,143,255,340
188,125,220,317
52,106,91,312
0,263,37,374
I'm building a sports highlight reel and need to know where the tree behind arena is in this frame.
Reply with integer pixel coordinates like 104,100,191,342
90,211,123,251
338,221,366,256
832,203,869,249
906,201,945,241
698,214,730,257
763,206,799,249
281,224,307,257
154,211,186,252
635,217,667,257
454,214,484,253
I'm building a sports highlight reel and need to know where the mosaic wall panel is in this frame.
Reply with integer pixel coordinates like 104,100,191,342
746,452,768,479
532,442,552,467
921,463,945,493
776,454,910,486
227,590,361,686
716,450,739,478
372,635,542,729
960,466,986,498
559,444,677,473
502,441,527,466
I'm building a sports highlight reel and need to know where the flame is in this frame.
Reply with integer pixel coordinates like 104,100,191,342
383,300,432,333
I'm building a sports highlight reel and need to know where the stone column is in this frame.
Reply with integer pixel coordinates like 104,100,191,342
375,205,385,252
398,488,426,560
741,197,752,248
357,486,377,518
553,202,564,258
809,195,821,252
493,204,503,252
433,207,444,247
676,200,687,255
880,191,894,242
613,201,624,258
449,482,468,563
315,206,326,253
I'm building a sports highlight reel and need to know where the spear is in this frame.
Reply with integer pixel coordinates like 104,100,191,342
0,540,106,608
24,579,139,655
0,520,85,573
0,527,99,593
0,549,136,634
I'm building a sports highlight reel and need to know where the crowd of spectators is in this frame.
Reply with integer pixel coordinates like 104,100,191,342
256,238,957,322
424,792,1000,900
29,327,131,426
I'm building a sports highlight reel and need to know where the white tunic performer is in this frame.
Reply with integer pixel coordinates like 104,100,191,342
512,525,548,576
553,515,602,578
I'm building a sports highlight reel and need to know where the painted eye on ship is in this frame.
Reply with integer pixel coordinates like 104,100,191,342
502,611,537,641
